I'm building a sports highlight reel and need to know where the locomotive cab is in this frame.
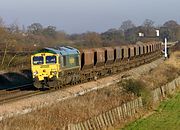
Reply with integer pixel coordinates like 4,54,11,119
31,51,60,87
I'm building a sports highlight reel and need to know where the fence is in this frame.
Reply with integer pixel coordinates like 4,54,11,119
63,77,180,130
152,77,180,103
64,97,143,130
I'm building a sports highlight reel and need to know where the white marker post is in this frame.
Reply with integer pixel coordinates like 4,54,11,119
164,38,168,59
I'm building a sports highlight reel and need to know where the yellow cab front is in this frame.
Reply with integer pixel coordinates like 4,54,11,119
31,53,59,82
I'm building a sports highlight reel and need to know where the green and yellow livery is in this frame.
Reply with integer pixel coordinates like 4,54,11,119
31,46,80,88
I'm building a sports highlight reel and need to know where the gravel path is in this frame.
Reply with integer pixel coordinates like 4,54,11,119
0,58,163,121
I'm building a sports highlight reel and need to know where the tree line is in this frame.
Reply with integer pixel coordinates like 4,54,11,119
102,19,180,43
0,17,180,52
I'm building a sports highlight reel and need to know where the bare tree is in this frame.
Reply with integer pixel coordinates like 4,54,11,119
43,25,57,38
8,23,20,34
141,19,155,37
0,17,4,27
83,32,102,47
143,19,154,28
120,20,135,31
27,23,43,34
163,20,179,28
162,20,180,41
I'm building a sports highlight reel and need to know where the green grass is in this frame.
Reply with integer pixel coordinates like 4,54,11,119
122,92,180,130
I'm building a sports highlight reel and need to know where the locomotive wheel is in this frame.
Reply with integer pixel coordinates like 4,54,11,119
48,81,56,88
33,78,44,89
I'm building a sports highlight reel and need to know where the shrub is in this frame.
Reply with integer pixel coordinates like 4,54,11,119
119,79,152,106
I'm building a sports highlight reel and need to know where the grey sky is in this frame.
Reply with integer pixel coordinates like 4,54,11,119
0,0,179,33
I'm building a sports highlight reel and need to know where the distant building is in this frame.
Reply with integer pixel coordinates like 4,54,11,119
138,32,144,37
156,30,160,37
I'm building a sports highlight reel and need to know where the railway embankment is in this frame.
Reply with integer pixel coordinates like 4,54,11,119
0,51,179,130
63,77,180,130
0,69,32,89
62,52,180,129
63,52,180,129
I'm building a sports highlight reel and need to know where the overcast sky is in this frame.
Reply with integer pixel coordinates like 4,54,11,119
0,0,179,33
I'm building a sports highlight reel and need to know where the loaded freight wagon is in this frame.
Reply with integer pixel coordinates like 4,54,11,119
31,42,162,89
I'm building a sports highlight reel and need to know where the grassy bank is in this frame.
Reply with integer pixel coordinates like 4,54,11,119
141,51,180,90
0,85,136,129
122,92,180,130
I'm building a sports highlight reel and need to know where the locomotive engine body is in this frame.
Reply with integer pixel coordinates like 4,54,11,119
31,46,80,88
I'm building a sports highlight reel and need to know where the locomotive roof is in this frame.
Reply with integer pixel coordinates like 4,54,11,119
34,46,80,56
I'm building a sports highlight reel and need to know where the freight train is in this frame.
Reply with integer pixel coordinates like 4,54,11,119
31,42,162,88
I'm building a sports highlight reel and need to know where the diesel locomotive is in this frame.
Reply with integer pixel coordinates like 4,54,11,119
31,42,162,88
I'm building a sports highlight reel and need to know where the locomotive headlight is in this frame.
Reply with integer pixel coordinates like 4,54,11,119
33,71,38,76
50,71,57,75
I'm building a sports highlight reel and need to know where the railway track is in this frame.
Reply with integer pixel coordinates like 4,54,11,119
0,83,60,105
0,83,40,105
0,91,41,105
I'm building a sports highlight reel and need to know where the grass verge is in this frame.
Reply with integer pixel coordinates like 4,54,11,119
122,92,180,130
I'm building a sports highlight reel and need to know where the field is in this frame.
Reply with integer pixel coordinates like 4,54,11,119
122,92,180,130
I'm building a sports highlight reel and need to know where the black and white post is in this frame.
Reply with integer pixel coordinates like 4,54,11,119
164,38,168,59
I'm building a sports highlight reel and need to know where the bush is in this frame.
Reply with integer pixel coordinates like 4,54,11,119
119,79,152,106
119,79,145,96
